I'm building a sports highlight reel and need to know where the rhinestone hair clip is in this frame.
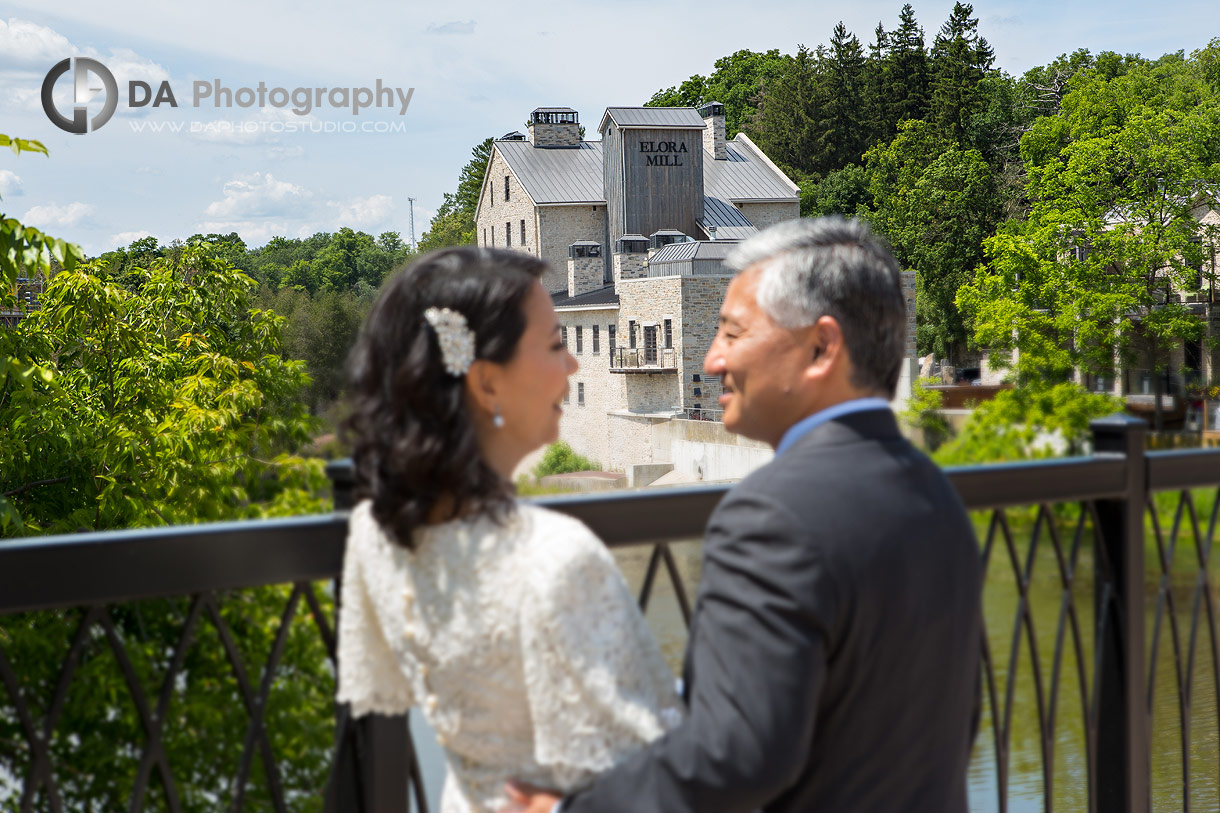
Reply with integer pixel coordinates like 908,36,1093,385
423,306,476,377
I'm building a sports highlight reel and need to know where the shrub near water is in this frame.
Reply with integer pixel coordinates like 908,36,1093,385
532,441,599,478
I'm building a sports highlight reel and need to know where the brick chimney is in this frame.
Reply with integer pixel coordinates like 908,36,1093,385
567,242,603,297
699,102,726,160
529,107,581,148
612,235,650,293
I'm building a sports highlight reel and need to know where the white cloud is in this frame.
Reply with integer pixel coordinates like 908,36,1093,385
202,172,311,220
0,17,72,69
426,20,476,35
329,194,394,229
266,144,306,160
0,170,24,198
0,19,170,116
108,230,154,248
21,201,94,228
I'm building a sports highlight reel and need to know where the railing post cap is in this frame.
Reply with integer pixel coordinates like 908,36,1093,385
1090,413,1147,432
325,458,354,483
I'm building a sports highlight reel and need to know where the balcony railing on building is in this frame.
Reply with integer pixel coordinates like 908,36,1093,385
4,416,1220,811
609,346,677,373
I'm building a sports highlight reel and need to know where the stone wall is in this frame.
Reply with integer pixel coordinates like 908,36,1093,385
528,122,581,147
555,306,624,466
901,270,917,358
679,276,732,410
476,148,546,276
613,252,648,290
702,114,726,161
624,375,682,414
737,201,799,232
568,255,603,298
538,205,607,294
606,413,664,471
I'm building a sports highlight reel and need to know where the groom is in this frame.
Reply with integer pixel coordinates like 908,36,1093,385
509,217,982,812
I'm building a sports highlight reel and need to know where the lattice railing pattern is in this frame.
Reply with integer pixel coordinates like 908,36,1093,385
1147,486,1220,811
0,584,340,813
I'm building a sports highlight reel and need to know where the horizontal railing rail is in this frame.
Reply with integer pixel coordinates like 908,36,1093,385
3,416,1220,811
609,347,677,370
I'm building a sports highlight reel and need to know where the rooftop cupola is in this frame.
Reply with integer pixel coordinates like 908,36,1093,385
529,107,581,148
699,101,726,160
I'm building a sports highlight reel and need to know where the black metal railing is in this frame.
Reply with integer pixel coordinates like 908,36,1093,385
2,416,1219,811
609,347,677,371
681,406,723,422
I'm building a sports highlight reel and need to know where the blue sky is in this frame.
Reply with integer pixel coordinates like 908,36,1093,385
1,0,1215,256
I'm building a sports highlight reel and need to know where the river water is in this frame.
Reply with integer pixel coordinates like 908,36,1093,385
409,532,1220,812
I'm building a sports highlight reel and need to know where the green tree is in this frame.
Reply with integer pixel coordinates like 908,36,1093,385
958,53,1220,429
0,244,335,810
803,163,873,218
1,246,323,533
929,2,995,142
867,120,1000,361
647,50,788,138
418,138,495,252
816,23,871,170
751,45,820,178
883,4,932,135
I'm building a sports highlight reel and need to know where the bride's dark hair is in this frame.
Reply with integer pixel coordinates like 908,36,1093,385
343,246,547,549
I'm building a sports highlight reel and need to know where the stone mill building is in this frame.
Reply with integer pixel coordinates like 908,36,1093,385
475,104,914,478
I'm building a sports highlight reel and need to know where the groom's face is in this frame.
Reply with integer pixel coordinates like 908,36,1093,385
704,268,815,447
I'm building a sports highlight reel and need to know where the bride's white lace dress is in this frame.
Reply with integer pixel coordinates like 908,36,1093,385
337,499,682,813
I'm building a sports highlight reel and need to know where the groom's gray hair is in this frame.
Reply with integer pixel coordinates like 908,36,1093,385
724,216,907,398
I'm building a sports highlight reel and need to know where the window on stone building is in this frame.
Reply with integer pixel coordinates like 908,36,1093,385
521,219,526,246
578,382,585,406
664,319,672,348
505,175,510,201
608,324,616,357
575,326,583,354
628,321,636,349
491,225,495,245
506,221,511,247
482,228,486,246
592,325,599,354
561,326,568,348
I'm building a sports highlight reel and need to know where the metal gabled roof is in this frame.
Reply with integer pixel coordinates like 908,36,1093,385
493,125,799,207
599,107,707,132
650,240,740,264
699,195,757,240
495,140,605,205
704,134,801,202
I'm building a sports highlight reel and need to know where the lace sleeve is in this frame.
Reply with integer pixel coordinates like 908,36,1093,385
520,521,683,791
336,509,416,718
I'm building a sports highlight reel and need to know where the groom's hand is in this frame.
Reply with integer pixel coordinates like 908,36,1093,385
501,779,561,813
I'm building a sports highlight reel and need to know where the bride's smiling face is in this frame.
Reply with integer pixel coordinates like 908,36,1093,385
476,281,578,470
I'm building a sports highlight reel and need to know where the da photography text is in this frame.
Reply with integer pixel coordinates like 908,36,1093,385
41,56,414,135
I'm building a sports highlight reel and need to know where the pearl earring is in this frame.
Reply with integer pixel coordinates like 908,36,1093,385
492,406,504,429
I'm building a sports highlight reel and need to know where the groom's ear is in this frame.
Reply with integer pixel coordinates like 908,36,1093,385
804,316,843,377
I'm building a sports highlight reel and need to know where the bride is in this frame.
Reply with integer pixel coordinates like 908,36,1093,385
337,246,681,812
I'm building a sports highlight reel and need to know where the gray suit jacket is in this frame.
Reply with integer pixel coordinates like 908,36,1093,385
563,409,981,812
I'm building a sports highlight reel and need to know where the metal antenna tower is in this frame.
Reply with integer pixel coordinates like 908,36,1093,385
407,197,416,251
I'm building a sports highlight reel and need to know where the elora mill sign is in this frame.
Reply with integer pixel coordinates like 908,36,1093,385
639,140,688,166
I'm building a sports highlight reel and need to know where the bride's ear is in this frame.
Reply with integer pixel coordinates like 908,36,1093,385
464,359,502,418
